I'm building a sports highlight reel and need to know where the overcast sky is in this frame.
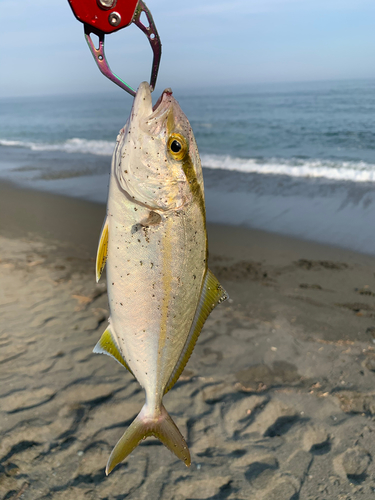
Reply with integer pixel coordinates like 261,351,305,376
2,0,375,97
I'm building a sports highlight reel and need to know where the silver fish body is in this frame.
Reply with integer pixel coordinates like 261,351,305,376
95,82,227,474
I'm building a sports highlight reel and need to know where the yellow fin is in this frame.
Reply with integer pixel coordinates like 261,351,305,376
96,215,108,283
106,403,190,475
164,269,228,394
93,327,134,376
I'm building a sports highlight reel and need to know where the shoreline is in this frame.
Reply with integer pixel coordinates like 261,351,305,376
2,178,375,263
2,148,375,255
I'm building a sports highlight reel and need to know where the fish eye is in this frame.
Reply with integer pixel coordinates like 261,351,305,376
167,133,187,160
170,140,182,153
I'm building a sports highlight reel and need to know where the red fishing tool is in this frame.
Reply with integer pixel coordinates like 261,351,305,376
67,0,162,96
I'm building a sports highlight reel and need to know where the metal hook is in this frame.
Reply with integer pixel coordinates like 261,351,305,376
133,0,161,92
84,24,136,96
84,0,162,97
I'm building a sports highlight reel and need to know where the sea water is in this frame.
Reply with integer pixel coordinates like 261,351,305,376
1,79,375,254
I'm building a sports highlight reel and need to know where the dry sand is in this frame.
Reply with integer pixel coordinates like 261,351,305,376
1,181,375,499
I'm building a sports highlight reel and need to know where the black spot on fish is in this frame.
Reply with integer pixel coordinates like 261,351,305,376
131,223,142,234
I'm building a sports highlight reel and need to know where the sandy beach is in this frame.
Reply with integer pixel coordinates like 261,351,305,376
1,181,375,500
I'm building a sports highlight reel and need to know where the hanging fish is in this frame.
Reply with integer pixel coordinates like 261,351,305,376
95,82,228,475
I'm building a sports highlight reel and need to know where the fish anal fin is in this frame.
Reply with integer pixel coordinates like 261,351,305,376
164,269,228,394
96,215,108,283
93,327,134,376
106,404,190,475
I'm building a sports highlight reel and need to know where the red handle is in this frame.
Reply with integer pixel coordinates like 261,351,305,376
68,0,139,34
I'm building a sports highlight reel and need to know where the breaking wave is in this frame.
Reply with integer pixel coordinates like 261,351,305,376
0,138,114,156
201,154,375,183
2,138,375,183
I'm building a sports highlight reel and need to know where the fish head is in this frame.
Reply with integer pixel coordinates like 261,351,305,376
114,82,203,212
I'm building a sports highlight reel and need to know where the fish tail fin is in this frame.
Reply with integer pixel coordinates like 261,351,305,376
106,404,191,475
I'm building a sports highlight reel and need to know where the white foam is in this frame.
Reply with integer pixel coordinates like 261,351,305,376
2,138,375,183
0,138,114,156
200,154,375,183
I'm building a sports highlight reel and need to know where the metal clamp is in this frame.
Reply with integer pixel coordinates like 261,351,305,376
70,0,162,96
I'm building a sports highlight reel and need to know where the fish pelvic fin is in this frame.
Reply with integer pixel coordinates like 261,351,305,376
96,215,108,283
106,404,190,475
164,268,228,394
93,326,134,377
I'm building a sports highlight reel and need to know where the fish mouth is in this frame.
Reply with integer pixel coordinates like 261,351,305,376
148,88,174,126
152,88,173,112
132,82,174,121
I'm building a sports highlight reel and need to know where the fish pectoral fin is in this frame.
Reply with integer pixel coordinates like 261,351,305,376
106,404,190,475
164,269,228,394
93,326,134,376
96,215,109,283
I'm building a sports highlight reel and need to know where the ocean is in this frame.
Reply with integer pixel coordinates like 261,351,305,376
1,79,375,254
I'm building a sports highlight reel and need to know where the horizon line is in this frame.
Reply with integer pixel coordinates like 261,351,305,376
1,76,375,100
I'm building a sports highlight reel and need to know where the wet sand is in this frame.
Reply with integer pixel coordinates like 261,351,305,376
1,181,375,499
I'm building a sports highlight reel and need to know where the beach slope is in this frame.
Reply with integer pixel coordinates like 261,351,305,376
1,183,375,499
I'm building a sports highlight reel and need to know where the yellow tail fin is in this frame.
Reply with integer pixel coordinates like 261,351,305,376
106,404,190,474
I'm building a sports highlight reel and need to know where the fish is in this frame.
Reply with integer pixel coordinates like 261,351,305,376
94,81,228,475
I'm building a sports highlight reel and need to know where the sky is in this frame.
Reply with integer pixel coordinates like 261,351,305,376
2,0,375,97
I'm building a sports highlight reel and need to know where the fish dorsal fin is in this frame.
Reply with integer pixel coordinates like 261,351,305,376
164,269,228,394
93,326,134,376
96,215,109,283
